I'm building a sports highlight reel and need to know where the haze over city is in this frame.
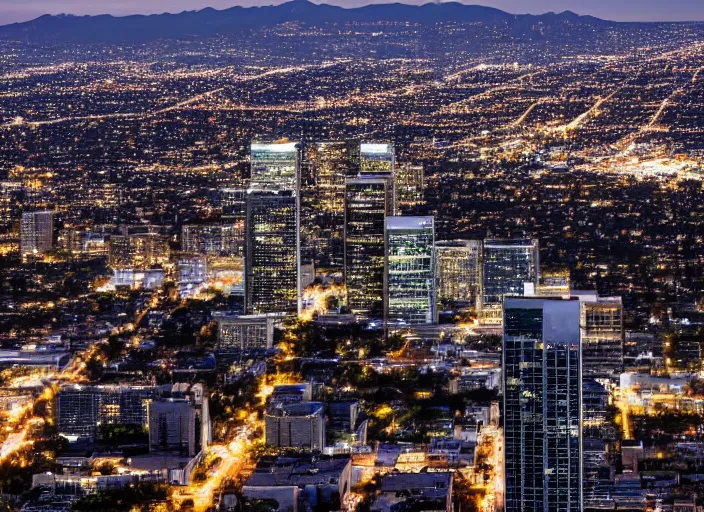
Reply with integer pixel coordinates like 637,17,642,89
2,0,704,24
3,0,704,512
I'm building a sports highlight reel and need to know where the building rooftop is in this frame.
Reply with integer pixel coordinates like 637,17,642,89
379,471,452,493
386,216,434,231
245,456,350,488
266,401,323,418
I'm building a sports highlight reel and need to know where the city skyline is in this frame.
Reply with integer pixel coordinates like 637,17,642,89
2,0,704,509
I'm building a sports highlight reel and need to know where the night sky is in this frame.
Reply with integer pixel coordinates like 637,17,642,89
1,0,703,25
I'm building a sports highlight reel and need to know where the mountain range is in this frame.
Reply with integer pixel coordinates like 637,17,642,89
0,1,613,43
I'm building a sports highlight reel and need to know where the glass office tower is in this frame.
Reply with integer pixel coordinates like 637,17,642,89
503,297,582,512
250,141,298,192
359,142,395,214
482,238,539,322
578,292,624,381
395,163,425,211
574,292,623,504
435,240,482,310
385,216,436,326
245,141,301,315
359,142,395,177
300,141,354,270
344,178,391,316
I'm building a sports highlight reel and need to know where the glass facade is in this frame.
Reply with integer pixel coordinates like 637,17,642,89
577,294,623,504
580,297,624,380
250,141,298,192
20,210,53,256
503,298,582,512
359,142,395,213
56,385,157,439
395,163,425,211
245,142,301,315
359,142,395,177
436,240,482,309
245,192,299,314
385,216,436,326
344,178,390,316
301,141,355,270
482,239,539,320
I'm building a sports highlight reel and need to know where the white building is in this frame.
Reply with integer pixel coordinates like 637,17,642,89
20,210,54,257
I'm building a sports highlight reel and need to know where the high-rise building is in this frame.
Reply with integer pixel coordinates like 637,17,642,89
246,141,301,315
582,381,610,503
385,216,437,326
301,141,354,270
482,239,539,322
245,192,299,314
0,181,22,230
576,292,624,381
435,240,482,310
395,163,424,211
20,210,53,257
359,143,395,213
129,233,170,268
359,142,395,177
503,297,582,512
219,185,247,218
344,178,391,316
215,313,275,351
573,292,623,505
108,235,131,267
250,141,299,192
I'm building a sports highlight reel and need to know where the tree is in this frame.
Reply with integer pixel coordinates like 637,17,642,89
97,461,115,476
199,321,218,345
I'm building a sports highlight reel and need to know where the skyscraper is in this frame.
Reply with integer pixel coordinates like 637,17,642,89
574,292,623,504
250,141,299,192
246,141,301,315
20,210,54,258
245,191,300,314
385,216,437,326
359,143,395,213
577,292,624,381
482,239,539,323
359,142,395,177
395,162,425,211
344,178,391,316
503,296,582,512
435,240,482,310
